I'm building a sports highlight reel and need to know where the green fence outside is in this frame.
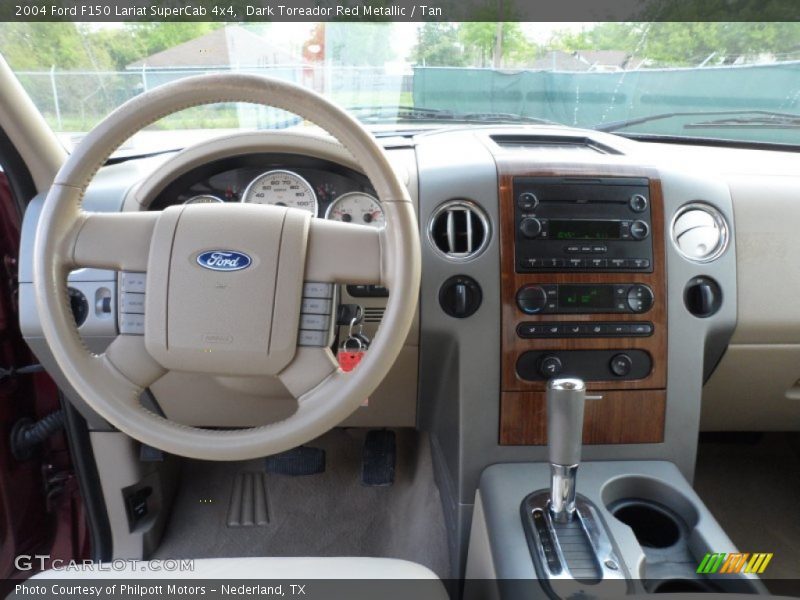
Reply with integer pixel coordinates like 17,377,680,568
413,62,800,143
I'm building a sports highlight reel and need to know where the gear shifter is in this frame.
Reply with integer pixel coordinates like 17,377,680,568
521,378,626,593
547,378,589,523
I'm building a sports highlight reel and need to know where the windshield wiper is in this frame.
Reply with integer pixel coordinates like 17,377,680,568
593,110,800,132
347,105,555,125
684,113,800,129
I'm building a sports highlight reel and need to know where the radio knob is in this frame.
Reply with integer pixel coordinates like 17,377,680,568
626,285,654,313
519,217,543,239
630,194,648,213
539,354,563,378
630,220,650,240
518,192,539,211
517,285,548,314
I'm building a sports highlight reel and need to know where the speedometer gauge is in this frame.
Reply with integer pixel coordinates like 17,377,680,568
325,192,385,229
242,169,318,215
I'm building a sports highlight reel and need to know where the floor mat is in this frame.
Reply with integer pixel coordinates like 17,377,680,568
694,432,800,582
153,429,450,579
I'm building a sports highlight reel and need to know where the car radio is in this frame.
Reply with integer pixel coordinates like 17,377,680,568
514,176,654,272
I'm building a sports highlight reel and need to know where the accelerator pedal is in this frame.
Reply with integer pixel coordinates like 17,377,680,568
362,429,396,486
265,446,326,476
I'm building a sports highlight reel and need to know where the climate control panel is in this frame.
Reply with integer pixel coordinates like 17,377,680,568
516,283,653,315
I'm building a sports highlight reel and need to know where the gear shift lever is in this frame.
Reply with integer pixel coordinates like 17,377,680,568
522,378,625,592
547,378,598,523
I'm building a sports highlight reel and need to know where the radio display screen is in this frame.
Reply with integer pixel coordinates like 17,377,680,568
558,285,615,310
549,220,621,240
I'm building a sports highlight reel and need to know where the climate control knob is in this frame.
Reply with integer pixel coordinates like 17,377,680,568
630,220,650,240
519,217,543,239
626,285,654,313
516,285,548,314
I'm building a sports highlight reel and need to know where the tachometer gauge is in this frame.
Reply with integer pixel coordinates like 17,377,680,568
325,192,384,228
185,194,224,204
242,169,318,215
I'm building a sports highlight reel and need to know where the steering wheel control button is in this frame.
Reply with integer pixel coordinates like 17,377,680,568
119,313,145,335
539,355,563,378
120,271,146,293
517,285,548,314
300,314,330,331
518,192,539,212
610,354,633,377
297,281,336,347
626,285,654,313
120,292,145,314
630,220,650,240
519,217,543,239
298,330,328,346
302,282,334,298
118,272,146,335
629,194,648,212
301,298,332,315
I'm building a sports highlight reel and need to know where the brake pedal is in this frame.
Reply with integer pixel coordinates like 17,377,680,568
265,446,325,476
362,429,395,486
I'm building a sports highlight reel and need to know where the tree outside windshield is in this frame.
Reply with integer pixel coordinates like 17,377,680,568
1,22,799,147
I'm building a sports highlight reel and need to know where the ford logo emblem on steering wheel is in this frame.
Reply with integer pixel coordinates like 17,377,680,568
196,250,252,272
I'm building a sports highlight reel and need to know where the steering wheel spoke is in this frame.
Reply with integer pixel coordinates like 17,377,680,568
305,218,384,285
68,211,158,271
103,335,166,390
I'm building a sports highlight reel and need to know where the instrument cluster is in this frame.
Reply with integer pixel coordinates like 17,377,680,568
150,154,384,228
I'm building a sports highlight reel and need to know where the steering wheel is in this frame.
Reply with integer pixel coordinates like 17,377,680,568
33,74,420,460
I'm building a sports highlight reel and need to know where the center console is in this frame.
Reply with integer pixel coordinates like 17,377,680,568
499,163,668,446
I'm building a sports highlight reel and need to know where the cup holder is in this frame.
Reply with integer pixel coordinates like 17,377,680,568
609,499,682,549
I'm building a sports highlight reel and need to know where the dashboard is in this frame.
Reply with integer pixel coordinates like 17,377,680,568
148,153,385,229
17,125,800,498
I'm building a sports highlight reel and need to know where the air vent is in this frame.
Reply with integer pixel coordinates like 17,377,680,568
428,200,490,261
490,134,621,155
671,203,729,263
364,307,385,323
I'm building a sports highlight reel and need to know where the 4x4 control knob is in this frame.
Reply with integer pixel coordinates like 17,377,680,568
519,217,543,239
539,355,563,378
517,285,548,314
609,353,633,377
626,284,654,313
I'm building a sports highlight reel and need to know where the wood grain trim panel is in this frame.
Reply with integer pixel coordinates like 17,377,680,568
498,162,668,393
500,389,666,445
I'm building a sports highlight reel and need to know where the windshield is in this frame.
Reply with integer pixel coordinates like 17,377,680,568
2,22,800,153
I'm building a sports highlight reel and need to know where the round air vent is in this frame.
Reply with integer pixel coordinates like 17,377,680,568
671,203,729,262
428,200,490,261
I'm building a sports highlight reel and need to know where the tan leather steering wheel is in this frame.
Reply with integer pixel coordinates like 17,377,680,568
33,74,420,460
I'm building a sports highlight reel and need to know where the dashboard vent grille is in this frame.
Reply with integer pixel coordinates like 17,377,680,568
429,200,490,261
364,307,385,323
490,134,621,155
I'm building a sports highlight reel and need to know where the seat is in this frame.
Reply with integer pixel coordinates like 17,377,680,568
33,556,445,583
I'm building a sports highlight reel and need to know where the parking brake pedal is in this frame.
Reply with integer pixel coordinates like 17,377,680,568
362,430,395,486
265,446,325,476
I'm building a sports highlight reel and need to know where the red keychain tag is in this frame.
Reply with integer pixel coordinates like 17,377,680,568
337,336,366,372
338,350,365,372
